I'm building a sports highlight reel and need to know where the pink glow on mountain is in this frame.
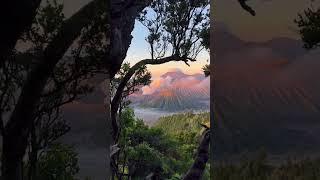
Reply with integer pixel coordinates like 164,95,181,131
139,69,209,96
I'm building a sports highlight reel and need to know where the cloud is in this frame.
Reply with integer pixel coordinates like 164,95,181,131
140,71,209,96
195,77,210,89
142,76,173,95
173,76,202,88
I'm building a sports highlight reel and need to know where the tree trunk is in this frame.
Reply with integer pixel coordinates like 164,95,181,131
1,134,24,180
105,72,112,179
28,121,38,180
1,1,107,179
27,149,38,180
210,3,213,176
183,129,210,180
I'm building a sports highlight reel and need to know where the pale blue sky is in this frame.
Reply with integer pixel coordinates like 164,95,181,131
125,20,210,78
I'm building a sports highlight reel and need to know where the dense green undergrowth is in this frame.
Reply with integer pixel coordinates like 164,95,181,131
115,109,210,179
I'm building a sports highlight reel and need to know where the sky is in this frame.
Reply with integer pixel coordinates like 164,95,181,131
125,21,210,78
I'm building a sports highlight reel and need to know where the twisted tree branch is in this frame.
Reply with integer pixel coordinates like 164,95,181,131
238,0,256,16
111,55,196,140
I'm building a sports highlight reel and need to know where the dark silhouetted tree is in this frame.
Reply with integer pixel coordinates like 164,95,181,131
295,4,320,49
110,0,210,178
0,0,110,179
111,0,210,142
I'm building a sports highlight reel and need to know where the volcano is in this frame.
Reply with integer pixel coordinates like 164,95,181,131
129,69,210,112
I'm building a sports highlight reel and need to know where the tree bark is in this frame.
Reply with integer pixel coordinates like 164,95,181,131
1,1,106,179
105,72,113,179
108,0,152,77
28,121,38,180
106,0,152,143
28,145,38,180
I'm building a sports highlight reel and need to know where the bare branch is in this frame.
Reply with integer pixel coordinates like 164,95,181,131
238,0,256,16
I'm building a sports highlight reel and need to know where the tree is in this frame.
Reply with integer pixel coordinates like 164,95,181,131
109,1,210,176
37,143,79,180
21,1,113,178
109,0,211,177
114,108,180,179
111,62,151,115
182,125,210,180
0,0,260,179
110,62,151,178
202,64,210,77
114,109,212,179
0,0,157,178
0,0,110,179
295,4,320,49
111,0,210,142
1,1,108,179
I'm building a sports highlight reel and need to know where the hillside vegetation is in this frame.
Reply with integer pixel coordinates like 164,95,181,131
154,112,210,136
115,109,210,179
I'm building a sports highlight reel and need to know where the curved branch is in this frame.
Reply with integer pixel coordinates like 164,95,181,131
238,0,256,16
110,55,195,139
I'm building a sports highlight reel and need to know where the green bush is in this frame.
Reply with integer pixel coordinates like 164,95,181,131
37,143,79,180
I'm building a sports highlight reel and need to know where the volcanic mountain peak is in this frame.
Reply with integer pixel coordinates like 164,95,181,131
161,69,187,79
161,69,205,81
130,70,210,111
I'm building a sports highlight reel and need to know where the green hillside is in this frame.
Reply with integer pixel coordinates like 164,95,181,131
154,112,210,136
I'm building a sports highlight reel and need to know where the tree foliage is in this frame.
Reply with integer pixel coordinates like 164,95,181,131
16,1,108,178
114,109,210,179
37,143,79,180
295,5,320,49
111,62,151,113
138,0,209,61
0,0,110,178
